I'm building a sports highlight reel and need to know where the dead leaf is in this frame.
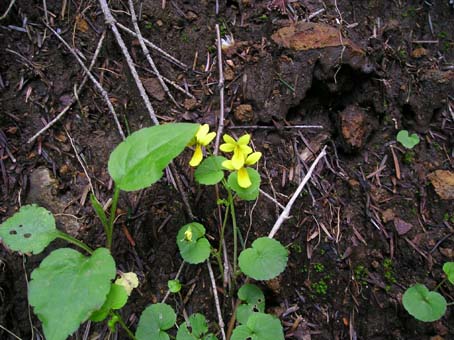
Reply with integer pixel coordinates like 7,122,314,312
143,78,166,101
382,209,395,223
428,170,454,200
75,15,89,33
271,22,363,53
393,218,413,236
411,47,428,58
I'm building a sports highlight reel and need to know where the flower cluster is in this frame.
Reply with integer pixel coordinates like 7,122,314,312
188,125,261,189
220,134,261,188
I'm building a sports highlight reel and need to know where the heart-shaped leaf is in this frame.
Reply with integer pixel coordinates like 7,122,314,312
396,130,420,149
90,284,129,322
442,262,454,284
108,123,199,191
228,168,261,201
195,156,227,185
402,284,447,322
176,223,211,264
176,313,217,340
237,284,265,324
231,313,284,340
29,248,116,340
0,204,57,254
239,237,288,280
136,303,176,340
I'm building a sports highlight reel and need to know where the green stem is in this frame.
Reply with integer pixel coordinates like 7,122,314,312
55,231,93,254
111,311,136,340
226,183,238,278
107,186,120,250
435,278,447,291
218,202,230,256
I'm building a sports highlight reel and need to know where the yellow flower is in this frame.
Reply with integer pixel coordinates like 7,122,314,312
189,124,216,167
219,134,253,169
222,152,262,188
184,226,193,242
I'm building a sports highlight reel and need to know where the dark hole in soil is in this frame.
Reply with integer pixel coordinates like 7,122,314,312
402,103,416,126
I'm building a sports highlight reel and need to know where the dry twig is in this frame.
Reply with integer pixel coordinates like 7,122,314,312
28,31,107,144
268,146,327,239
207,260,227,340
213,24,225,154
46,25,125,140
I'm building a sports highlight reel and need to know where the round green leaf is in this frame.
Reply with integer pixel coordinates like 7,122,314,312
90,284,129,322
402,284,447,322
0,204,57,254
108,123,199,191
443,262,454,284
195,156,226,185
168,279,182,293
231,313,284,340
29,248,116,340
177,223,211,264
227,168,261,201
136,303,176,340
236,284,265,324
239,237,288,280
177,313,217,340
396,130,420,149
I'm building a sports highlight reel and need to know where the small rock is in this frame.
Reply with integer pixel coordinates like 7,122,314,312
224,67,235,81
339,105,369,151
428,170,454,200
143,78,166,101
234,104,254,123
156,20,163,27
393,218,413,236
183,98,198,111
186,11,198,21
440,247,454,258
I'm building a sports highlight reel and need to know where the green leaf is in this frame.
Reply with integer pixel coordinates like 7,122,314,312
195,156,226,185
90,284,129,322
0,204,57,254
396,130,420,149
402,284,447,322
227,168,260,201
108,123,199,191
29,248,116,340
136,303,176,340
231,313,284,340
168,279,182,293
90,194,109,231
239,237,288,280
236,284,265,324
443,262,454,284
177,313,217,340
176,223,211,264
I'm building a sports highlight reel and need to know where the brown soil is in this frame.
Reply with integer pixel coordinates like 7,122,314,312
1,0,454,339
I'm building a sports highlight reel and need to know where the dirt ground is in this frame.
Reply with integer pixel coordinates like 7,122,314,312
1,0,454,339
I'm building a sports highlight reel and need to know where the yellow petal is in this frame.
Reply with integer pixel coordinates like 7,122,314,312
220,143,235,152
223,134,236,144
232,151,246,170
237,134,251,145
222,160,235,170
237,167,251,188
115,272,139,296
238,145,253,156
200,131,216,146
196,124,209,142
245,152,262,165
189,144,203,167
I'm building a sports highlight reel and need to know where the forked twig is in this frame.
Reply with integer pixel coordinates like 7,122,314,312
28,31,106,144
127,0,178,106
46,25,125,140
268,146,327,239
98,0,159,125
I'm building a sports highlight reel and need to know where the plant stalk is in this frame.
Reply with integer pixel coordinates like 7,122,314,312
226,184,238,278
107,186,120,250
111,311,136,340
55,231,93,254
